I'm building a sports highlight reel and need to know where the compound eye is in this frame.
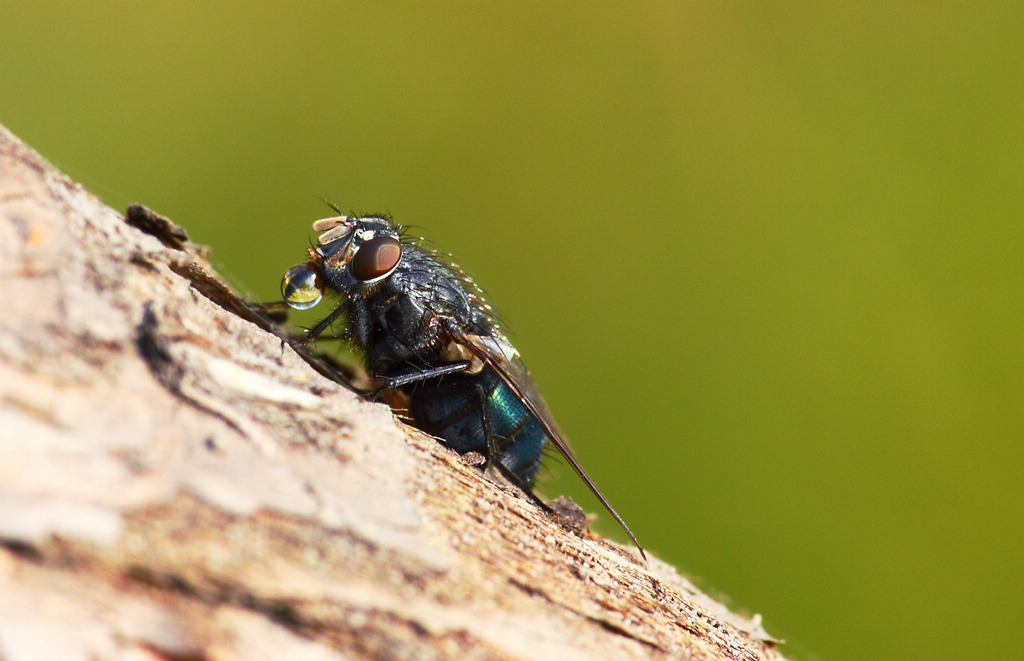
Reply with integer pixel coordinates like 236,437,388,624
351,236,402,281
281,263,323,310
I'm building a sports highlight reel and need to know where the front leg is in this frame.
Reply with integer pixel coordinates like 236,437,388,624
302,299,348,344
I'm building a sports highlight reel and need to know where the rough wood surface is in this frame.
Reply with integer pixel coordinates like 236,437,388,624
0,124,786,661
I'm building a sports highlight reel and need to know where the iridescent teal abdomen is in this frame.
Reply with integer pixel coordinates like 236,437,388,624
408,365,546,486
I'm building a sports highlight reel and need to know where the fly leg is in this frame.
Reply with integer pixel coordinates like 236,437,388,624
367,362,471,400
302,303,347,344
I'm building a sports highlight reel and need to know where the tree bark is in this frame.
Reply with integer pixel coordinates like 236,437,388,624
0,124,786,661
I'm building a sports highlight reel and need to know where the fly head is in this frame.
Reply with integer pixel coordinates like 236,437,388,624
281,215,404,312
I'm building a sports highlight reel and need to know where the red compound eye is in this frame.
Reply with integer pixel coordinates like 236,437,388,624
351,236,402,281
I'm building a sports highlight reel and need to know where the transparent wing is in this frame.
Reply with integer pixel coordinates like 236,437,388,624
456,331,646,561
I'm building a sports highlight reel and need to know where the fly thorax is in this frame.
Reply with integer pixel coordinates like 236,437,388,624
362,290,438,366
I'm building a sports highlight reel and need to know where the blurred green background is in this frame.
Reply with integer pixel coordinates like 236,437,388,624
4,3,1023,659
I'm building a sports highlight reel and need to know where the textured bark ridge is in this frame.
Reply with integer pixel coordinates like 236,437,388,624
0,124,786,661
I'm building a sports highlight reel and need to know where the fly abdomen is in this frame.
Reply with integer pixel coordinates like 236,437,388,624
407,367,546,486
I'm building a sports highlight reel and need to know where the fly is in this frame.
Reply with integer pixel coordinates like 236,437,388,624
280,211,644,560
